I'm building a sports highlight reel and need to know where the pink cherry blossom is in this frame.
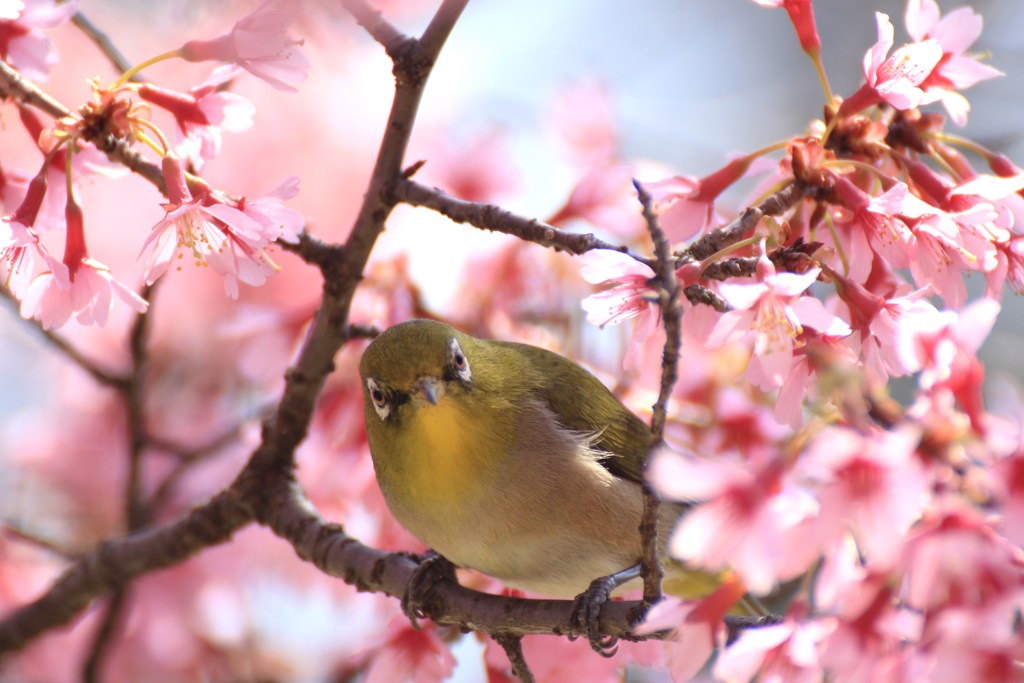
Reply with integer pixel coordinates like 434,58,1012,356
361,620,455,683
140,154,281,298
20,199,145,329
905,0,1003,126
898,297,998,433
546,162,643,239
179,0,309,92
0,166,60,297
649,448,820,594
0,0,77,81
708,244,850,391
900,505,1023,613
828,178,917,281
0,216,61,299
714,614,833,683
238,176,304,245
832,270,939,385
139,66,256,165
800,425,930,568
837,12,943,118
20,256,146,328
643,154,756,243
579,250,657,328
636,594,728,681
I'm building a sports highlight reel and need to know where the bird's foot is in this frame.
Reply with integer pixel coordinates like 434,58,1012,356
569,563,642,657
570,574,621,656
401,550,457,628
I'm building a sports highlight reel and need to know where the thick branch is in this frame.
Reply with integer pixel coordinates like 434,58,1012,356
394,178,651,262
243,0,469,475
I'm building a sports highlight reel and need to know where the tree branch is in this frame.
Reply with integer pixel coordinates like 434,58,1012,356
0,490,251,654
635,180,678,606
393,178,653,263
495,634,536,683
71,11,135,77
339,0,413,56
683,181,810,262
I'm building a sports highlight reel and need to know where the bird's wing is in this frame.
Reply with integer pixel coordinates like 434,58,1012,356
496,341,651,485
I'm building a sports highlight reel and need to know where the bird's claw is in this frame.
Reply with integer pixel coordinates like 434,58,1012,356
401,551,457,628
570,574,620,657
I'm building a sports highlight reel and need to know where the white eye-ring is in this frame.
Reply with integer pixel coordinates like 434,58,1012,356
366,378,390,420
448,338,471,383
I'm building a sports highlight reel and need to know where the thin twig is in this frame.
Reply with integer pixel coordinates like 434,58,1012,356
2,523,77,560
81,590,127,683
339,0,413,56
393,178,654,264
0,287,130,389
495,634,536,683
635,179,679,607
72,11,135,76
683,181,810,262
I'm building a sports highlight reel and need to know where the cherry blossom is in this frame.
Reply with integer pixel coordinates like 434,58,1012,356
897,297,999,433
751,0,821,57
837,12,943,118
650,448,821,594
905,0,1003,126
579,250,657,329
20,197,145,329
361,620,456,683
0,0,77,81
714,613,832,683
140,154,281,298
800,425,930,568
708,244,850,391
643,154,757,243
179,0,309,92
139,66,256,166
237,176,305,245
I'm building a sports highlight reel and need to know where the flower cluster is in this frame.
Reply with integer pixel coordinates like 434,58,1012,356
0,0,307,330
578,0,1024,678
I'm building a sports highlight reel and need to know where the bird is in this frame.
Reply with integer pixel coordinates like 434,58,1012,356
358,318,724,609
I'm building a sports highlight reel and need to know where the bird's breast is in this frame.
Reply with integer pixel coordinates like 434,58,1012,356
381,396,502,519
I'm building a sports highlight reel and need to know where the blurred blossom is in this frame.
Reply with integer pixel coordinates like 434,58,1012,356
650,449,820,594
0,0,77,80
905,0,1003,126
179,0,310,92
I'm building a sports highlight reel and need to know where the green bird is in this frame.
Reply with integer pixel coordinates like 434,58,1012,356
359,318,721,601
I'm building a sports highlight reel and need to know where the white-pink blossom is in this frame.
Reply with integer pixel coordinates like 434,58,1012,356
179,0,309,92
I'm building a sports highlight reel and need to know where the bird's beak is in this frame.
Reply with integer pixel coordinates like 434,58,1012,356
417,377,442,405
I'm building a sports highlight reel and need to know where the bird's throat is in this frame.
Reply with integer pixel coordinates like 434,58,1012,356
393,397,497,510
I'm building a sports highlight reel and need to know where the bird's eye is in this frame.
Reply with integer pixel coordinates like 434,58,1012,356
448,338,471,383
366,378,391,420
